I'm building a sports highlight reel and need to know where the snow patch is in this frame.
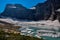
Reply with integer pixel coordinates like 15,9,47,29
9,6,17,8
56,8,60,12
30,7,36,9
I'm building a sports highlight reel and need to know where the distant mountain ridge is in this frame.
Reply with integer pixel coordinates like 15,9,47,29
0,4,35,20
0,0,60,21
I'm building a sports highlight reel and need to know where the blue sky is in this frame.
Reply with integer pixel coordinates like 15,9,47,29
0,0,46,13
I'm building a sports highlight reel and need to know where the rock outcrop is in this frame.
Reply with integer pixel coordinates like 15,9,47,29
0,0,60,21
0,4,35,21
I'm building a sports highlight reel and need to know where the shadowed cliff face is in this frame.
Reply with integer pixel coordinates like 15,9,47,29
1,4,36,20
34,0,60,21
0,0,60,21
48,0,60,21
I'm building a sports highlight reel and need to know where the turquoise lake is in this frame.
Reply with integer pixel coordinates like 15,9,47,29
28,27,60,40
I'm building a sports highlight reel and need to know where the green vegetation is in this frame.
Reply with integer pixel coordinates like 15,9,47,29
0,23,43,40
0,22,43,40
0,30,43,40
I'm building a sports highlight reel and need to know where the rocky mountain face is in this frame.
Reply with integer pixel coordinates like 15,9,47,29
0,0,60,21
34,0,60,21
35,3,51,20
0,4,35,20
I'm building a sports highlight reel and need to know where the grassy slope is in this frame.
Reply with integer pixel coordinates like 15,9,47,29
0,30,43,40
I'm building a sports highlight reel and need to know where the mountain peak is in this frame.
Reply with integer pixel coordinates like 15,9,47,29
6,4,27,9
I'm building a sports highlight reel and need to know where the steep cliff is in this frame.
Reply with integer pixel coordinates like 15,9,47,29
35,0,60,21
0,0,60,21
0,4,35,20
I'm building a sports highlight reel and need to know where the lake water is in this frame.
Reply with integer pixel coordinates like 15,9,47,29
41,36,60,40
22,26,60,40
30,27,60,40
